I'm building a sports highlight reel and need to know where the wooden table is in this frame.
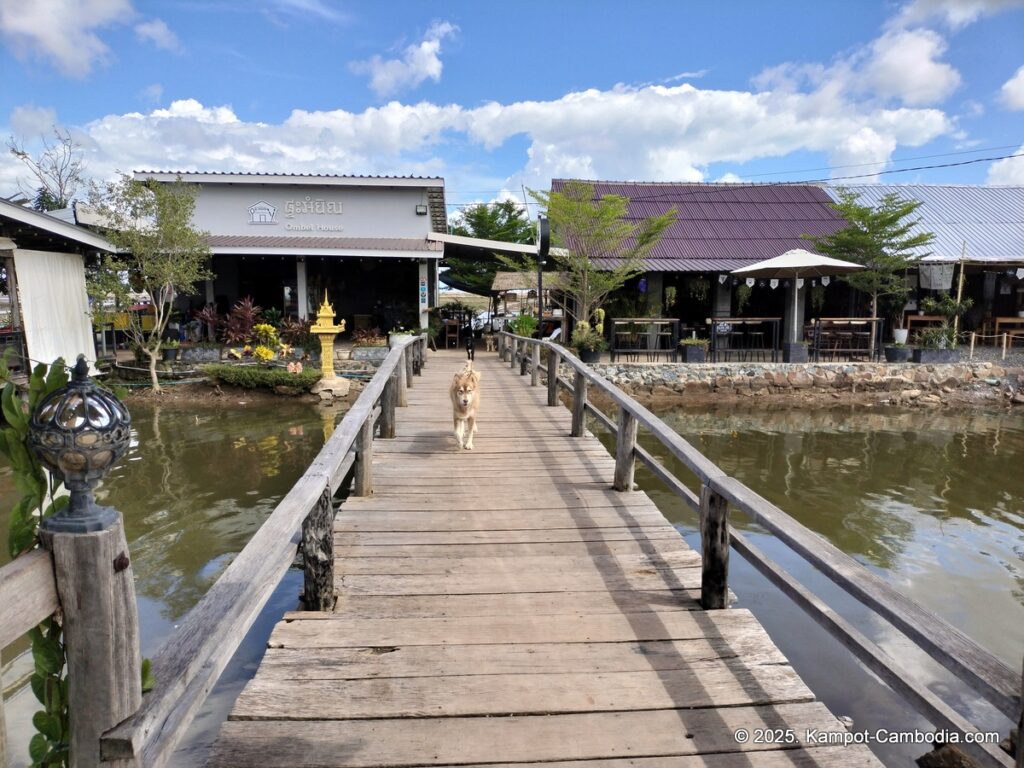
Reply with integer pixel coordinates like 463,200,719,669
905,314,945,333
993,316,1024,336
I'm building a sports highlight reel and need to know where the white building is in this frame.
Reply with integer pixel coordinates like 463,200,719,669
136,172,447,331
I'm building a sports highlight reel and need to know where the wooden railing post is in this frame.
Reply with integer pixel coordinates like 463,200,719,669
1016,655,1023,768
613,409,637,491
42,518,142,767
354,416,374,496
397,351,408,407
0,651,6,766
547,347,559,406
301,486,335,611
531,343,540,386
571,369,588,437
380,372,398,439
700,484,730,609
520,341,529,376
405,344,414,387
510,338,517,369
498,334,505,361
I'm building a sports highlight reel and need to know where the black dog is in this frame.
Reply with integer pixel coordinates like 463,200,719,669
465,330,475,361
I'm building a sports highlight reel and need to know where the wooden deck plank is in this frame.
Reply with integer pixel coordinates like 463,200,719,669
210,351,881,768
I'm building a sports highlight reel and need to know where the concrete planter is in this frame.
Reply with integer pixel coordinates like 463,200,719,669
180,345,222,363
913,348,961,364
578,348,602,364
680,345,708,363
389,334,416,349
351,346,389,365
883,346,912,363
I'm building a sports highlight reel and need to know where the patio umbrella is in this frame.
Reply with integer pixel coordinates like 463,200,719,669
731,249,864,342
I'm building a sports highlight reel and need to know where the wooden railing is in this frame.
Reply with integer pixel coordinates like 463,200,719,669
499,331,1023,768
0,335,427,768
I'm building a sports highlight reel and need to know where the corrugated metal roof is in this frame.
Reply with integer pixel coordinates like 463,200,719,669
550,180,847,272
206,235,441,251
824,185,1024,263
136,170,444,181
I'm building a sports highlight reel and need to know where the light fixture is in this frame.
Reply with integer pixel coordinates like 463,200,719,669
415,204,428,215
28,356,132,533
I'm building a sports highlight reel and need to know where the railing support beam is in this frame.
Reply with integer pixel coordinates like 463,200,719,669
43,519,142,767
354,417,374,496
547,347,559,406
613,409,637,491
700,484,730,609
405,346,414,388
379,372,398,439
301,486,335,611
397,350,408,407
571,370,588,437
531,343,540,386
510,338,517,369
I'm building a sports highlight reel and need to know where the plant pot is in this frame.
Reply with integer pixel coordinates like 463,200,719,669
578,348,602,364
893,328,909,345
180,345,222,363
680,345,707,363
782,342,808,363
883,346,912,363
912,348,961,364
162,347,178,363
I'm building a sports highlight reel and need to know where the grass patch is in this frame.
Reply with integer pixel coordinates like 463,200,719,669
201,363,321,392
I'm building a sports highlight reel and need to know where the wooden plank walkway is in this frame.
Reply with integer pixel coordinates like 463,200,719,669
210,351,882,767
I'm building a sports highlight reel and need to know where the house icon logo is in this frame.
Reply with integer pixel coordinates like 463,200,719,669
248,201,277,224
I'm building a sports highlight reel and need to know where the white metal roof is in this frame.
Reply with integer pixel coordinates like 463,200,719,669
134,171,444,188
0,198,115,251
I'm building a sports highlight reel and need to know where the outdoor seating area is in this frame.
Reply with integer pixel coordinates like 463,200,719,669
707,317,781,362
808,317,881,362
609,318,680,362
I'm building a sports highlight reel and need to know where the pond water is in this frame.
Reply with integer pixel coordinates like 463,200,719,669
626,403,1024,766
0,398,336,767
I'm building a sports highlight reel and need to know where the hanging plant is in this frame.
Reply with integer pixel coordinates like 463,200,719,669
811,284,826,313
688,276,710,304
664,286,678,313
735,283,753,314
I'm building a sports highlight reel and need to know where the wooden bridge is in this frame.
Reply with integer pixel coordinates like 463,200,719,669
0,335,1020,768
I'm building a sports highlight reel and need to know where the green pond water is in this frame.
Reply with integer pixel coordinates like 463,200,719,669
1,399,1022,766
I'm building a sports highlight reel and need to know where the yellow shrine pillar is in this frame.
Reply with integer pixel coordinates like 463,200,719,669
310,291,346,381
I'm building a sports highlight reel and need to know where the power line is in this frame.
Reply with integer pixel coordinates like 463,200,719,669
442,150,1024,210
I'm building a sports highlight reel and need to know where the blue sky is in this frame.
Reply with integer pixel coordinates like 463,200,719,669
1,0,1023,215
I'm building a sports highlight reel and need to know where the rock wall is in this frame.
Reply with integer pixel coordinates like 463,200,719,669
566,361,1022,403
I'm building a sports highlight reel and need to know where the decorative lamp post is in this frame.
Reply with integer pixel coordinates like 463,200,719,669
28,355,132,533
310,290,346,381
537,215,550,335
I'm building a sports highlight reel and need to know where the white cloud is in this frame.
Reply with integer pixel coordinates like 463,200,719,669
0,0,133,77
1000,65,1024,110
664,70,709,83
140,84,164,104
987,148,1024,183
350,21,458,98
134,18,180,52
268,0,349,25
9,105,58,138
889,0,1024,29
860,30,960,106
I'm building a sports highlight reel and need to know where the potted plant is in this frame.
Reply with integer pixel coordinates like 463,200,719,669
679,337,709,363
507,313,539,338
883,342,912,363
161,338,180,363
912,325,960,363
735,282,752,315
572,325,607,364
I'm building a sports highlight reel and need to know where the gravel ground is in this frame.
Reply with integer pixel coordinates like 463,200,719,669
963,343,1024,368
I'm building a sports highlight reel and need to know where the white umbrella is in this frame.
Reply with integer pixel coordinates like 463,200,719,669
732,249,864,343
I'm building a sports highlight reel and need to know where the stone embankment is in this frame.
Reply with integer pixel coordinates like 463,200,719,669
572,361,1024,407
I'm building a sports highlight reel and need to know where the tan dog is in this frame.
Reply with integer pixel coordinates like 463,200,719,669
483,333,497,353
450,362,482,450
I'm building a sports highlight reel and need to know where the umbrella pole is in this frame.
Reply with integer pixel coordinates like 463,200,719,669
792,275,800,345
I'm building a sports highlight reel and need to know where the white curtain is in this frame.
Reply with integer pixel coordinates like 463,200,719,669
919,263,955,291
12,249,97,368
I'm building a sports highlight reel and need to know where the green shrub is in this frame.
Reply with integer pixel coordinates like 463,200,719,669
201,363,321,391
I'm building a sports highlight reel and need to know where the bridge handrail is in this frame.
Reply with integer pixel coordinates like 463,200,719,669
96,334,426,768
499,331,1021,768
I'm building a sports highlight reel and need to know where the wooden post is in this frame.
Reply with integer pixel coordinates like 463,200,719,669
510,338,517,369
301,486,335,611
42,519,142,768
1016,654,1023,768
969,332,976,360
380,373,398,439
0,651,6,767
1003,333,1009,361
405,345,414,388
547,347,559,406
531,343,540,386
613,409,638,491
571,370,588,437
699,485,730,609
397,351,408,407
498,334,505,361
520,343,529,376
354,416,374,496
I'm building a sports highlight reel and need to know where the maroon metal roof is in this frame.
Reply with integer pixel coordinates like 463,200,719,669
206,235,441,251
550,180,847,272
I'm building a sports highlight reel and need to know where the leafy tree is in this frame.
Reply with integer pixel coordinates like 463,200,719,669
88,175,212,392
809,189,934,323
7,128,86,210
444,200,536,295
530,180,676,330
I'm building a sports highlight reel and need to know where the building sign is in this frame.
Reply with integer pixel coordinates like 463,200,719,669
248,201,277,224
284,196,343,218
419,277,428,310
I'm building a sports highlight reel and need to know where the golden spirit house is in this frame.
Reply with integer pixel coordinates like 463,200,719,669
136,172,447,333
